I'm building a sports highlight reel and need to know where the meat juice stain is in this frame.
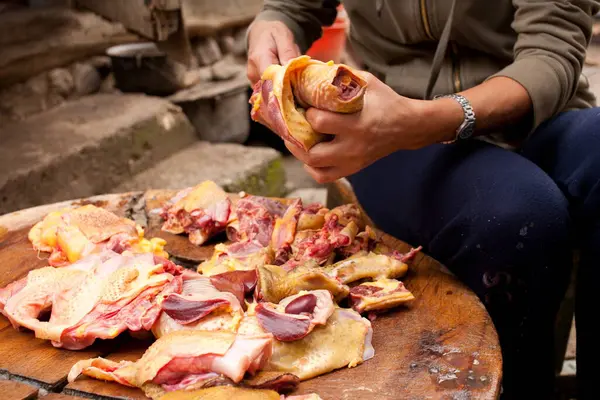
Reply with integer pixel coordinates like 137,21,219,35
428,352,490,390
413,332,491,392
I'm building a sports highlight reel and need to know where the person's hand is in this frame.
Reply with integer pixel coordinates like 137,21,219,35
247,20,301,84
284,73,457,183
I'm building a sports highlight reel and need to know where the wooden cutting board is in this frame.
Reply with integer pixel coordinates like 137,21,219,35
0,190,502,400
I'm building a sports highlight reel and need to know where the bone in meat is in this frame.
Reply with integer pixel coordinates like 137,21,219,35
161,181,232,246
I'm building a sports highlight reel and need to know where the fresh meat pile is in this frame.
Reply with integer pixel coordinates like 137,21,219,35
0,180,421,400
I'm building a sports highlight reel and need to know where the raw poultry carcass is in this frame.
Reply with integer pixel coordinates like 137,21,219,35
254,290,335,341
68,330,274,398
256,263,350,304
151,272,244,338
349,278,415,313
160,181,232,246
0,251,183,349
323,252,410,284
28,204,168,266
266,308,374,380
250,55,368,151
226,195,290,245
236,306,373,381
197,241,273,277
280,205,362,270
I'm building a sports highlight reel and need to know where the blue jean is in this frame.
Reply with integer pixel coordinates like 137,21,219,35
348,107,600,399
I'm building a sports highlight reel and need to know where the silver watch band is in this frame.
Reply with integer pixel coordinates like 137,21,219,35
434,94,476,143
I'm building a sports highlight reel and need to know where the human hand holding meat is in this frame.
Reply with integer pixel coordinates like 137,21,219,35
286,72,466,183
247,20,301,84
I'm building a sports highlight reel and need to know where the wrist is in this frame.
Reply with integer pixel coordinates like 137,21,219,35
418,98,466,144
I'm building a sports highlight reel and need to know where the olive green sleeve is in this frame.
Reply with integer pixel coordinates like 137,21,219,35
488,0,600,131
250,0,340,53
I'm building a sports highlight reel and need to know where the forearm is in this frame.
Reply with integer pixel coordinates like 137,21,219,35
417,77,533,144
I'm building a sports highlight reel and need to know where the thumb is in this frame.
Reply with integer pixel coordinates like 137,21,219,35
274,35,301,65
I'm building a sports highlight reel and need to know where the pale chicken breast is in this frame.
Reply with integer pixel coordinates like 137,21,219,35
0,251,183,349
68,330,274,391
28,205,167,266
266,308,374,380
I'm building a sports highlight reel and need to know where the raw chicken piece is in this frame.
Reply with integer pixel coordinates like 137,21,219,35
161,181,232,246
197,241,273,277
152,272,243,338
0,251,183,349
266,308,374,380
226,195,289,246
68,330,274,393
256,264,349,304
250,55,367,151
270,199,303,264
323,252,410,284
349,278,415,313
28,205,167,266
282,206,360,269
255,290,335,341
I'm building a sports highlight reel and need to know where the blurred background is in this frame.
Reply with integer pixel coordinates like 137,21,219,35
0,3,598,397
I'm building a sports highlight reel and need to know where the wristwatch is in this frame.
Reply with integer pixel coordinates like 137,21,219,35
433,93,476,144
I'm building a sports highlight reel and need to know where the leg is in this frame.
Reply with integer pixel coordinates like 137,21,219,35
348,140,572,399
521,108,600,400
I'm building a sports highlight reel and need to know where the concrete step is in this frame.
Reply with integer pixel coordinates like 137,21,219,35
0,93,197,214
114,142,287,198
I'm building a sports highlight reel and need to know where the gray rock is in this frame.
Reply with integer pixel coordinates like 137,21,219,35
167,74,250,143
115,142,286,198
281,156,323,192
47,67,74,96
70,62,102,96
218,30,235,54
99,74,117,93
232,26,249,56
0,8,138,89
0,93,197,214
194,37,222,66
211,55,245,81
286,188,328,206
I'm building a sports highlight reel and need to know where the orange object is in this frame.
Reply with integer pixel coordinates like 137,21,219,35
306,6,348,64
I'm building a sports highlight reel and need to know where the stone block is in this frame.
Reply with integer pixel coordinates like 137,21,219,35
182,0,262,37
0,8,138,88
193,37,222,66
286,188,328,206
168,73,250,143
115,142,286,198
0,94,197,214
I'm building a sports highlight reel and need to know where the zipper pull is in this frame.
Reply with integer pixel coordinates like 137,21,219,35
376,0,383,18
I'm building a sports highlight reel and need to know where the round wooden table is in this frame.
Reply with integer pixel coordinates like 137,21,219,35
0,189,502,400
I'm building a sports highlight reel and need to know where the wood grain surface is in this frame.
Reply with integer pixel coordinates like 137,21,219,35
0,380,38,400
0,189,502,400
